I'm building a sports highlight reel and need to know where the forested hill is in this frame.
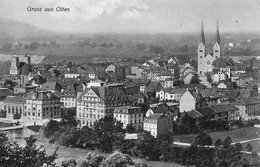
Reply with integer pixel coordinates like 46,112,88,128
0,17,54,43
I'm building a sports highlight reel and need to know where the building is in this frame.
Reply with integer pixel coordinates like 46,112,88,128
23,91,61,120
143,113,173,138
59,84,77,109
0,88,16,110
64,66,88,79
197,21,221,76
9,55,32,85
232,98,260,119
179,89,203,112
156,88,186,102
77,87,132,127
3,94,24,118
113,106,143,130
40,81,62,93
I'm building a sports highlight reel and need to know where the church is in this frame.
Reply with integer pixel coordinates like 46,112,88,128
197,21,221,76
9,54,32,85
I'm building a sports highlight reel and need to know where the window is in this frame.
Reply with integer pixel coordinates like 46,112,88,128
215,50,219,52
199,50,203,52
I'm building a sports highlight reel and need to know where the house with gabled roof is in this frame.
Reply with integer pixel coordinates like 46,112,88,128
143,113,173,138
179,88,203,113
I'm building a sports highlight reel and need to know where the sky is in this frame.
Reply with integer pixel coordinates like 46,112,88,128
0,0,260,33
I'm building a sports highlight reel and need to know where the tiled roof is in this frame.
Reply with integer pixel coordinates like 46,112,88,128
41,82,61,90
25,91,60,101
28,74,46,85
233,98,260,106
182,110,203,119
145,113,163,120
196,107,216,117
0,88,15,97
210,104,238,113
4,94,25,103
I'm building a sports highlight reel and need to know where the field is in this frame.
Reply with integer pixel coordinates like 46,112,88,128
174,127,260,150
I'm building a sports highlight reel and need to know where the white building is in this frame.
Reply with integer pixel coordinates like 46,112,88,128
113,106,143,130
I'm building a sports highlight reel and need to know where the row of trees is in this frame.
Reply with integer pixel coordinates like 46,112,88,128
0,134,57,167
0,110,21,120
43,115,259,166
57,151,147,167
1,42,40,51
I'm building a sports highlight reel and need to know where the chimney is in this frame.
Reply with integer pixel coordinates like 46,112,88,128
195,87,198,93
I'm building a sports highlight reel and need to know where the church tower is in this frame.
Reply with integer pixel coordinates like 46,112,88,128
197,21,206,75
213,21,220,59
10,56,19,75
24,54,31,65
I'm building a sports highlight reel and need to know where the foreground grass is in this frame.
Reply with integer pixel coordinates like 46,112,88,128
174,127,260,146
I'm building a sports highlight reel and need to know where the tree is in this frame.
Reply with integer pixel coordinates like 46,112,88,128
0,110,6,119
13,112,21,120
215,139,223,147
2,43,12,51
178,113,197,134
29,42,40,50
101,151,134,167
190,73,201,84
44,120,61,138
246,143,253,152
206,73,212,83
136,130,157,159
126,124,136,133
0,134,58,167
77,152,104,167
195,131,213,146
93,116,125,153
149,44,164,54
223,136,232,148
136,43,146,51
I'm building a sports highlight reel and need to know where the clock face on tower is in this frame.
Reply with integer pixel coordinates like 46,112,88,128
206,61,211,66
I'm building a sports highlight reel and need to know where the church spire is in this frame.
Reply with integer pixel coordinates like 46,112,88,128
216,20,220,44
200,21,205,45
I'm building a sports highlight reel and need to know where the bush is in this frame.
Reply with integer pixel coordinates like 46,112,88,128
101,151,134,167
246,143,253,152
13,112,21,120
0,110,6,118
194,131,213,146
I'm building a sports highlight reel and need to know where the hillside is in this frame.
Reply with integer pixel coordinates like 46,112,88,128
0,17,54,43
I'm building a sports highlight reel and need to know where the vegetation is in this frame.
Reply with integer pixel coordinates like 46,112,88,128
0,110,6,119
194,131,213,146
0,122,14,128
44,115,125,153
0,133,57,167
13,112,21,120
57,151,147,167
27,125,42,132
190,73,201,84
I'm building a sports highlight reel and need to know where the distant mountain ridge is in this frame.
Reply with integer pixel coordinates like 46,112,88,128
0,17,54,41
